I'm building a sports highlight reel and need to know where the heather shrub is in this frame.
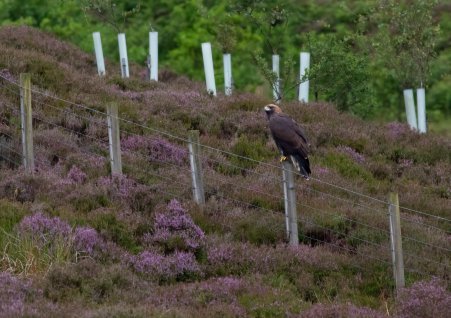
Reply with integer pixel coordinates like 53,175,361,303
337,145,366,164
44,259,135,304
143,199,204,253
122,135,188,166
395,278,451,318
204,237,348,279
59,165,87,186
73,226,107,259
0,272,30,317
2,213,73,275
17,212,71,241
96,174,155,213
131,250,202,283
0,169,52,203
34,128,79,162
299,302,386,318
2,212,120,274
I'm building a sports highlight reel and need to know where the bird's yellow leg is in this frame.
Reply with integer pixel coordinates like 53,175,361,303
279,155,287,162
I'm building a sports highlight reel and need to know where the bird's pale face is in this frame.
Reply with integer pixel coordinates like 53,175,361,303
264,104,282,115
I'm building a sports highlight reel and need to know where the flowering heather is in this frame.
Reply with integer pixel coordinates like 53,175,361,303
97,174,137,200
395,278,451,318
17,212,71,242
0,68,16,83
96,174,154,212
73,226,106,257
337,145,365,164
122,135,187,165
62,165,87,185
386,122,409,139
110,84,143,100
299,303,386,318
0,272,29,317
121,135,149,151
146,199,205,251
316,166,330,175
207,243,235,265
131,250,201,282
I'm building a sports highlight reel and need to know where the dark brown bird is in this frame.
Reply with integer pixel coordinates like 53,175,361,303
264,104,311,179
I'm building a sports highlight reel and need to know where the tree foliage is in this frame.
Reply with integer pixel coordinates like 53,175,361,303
0,0,449,120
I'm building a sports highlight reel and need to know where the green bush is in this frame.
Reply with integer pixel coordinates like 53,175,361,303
323,152,374,182
90,213,140,253
71,194,109,213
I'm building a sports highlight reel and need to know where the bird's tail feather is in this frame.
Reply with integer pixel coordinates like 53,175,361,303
290,154,311,179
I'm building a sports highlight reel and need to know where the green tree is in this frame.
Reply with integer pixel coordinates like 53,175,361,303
369,0,439,89
306,33,374,117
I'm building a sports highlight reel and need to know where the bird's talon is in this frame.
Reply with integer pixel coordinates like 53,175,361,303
279,155,287,162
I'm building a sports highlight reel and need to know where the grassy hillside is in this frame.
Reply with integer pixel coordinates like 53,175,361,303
0,26,449,317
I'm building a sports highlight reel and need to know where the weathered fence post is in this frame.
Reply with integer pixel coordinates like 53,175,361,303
201,42,217,96
149,31,158,81
118,33,129,78
272,54,280,102
107,103,122,175
223,53,232,96
282,161,298,245
403,89,418,131
92,32,106,76
299,52,310,103
188,130,205,205
416,88,426,133
388,192,405,292
20,73,34,173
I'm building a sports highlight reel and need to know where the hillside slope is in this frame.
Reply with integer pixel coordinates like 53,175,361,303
0,26,449,317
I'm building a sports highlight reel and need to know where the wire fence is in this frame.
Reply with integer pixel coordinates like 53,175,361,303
0,74,449,283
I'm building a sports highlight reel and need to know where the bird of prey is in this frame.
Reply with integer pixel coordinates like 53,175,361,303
264,104,311,179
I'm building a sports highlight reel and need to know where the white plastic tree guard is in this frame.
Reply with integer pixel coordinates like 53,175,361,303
272,54,280,102
403,89,418,130
92,32,106,76
298,52,310,103
201,42,217,96
417,88,426,133
149,31,158,81
118,33,129,78
223,53,232,96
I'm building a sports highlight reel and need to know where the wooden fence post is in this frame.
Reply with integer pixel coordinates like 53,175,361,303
107,103,122,175
188,130,205,205
20,73,34,173
388,192,405,291
282,161,298,245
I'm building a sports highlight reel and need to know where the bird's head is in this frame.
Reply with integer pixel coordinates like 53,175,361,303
264,104,282,119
